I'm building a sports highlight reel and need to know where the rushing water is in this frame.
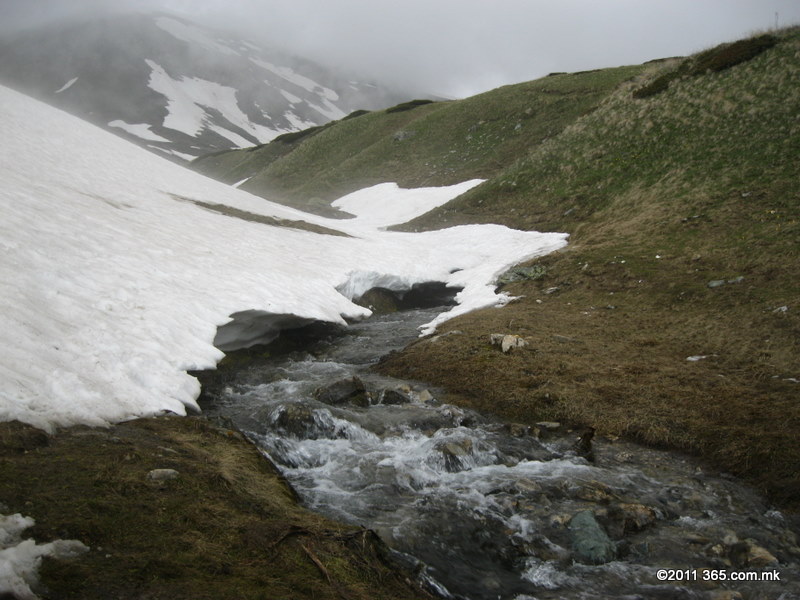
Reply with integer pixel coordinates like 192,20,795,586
199,305,800,600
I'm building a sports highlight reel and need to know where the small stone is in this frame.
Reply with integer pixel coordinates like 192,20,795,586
574,481,615,503
707,280,727,288
489,333,528,353
271,404,315,435
147,468,179,482
435,438,474,472
684,533,711,545
549,514,571,528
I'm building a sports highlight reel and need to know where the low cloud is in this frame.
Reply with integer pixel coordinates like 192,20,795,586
1,0,798,97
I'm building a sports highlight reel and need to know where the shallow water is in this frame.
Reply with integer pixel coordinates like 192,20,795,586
200,307,800,600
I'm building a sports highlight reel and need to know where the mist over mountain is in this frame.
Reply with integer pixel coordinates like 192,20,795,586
0,11,414,161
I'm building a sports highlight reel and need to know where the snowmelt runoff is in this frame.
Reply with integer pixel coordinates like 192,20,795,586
0,84,567,431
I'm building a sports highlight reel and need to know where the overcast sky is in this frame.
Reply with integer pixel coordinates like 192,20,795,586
2,0,798,97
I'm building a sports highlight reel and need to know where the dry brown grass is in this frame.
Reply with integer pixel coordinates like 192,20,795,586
379,247,800,510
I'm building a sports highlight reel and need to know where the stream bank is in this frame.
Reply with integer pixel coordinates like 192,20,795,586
0,417,430,600
196,300,800,600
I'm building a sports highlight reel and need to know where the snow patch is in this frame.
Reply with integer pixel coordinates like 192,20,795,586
145,59,278,143
280,89,302,104
54,77,78,94
332,180,483,229
0,512,88,600
109,119,170,143
283,111,317,131
207,124,254,148
306,98,347,121
251,58,339,101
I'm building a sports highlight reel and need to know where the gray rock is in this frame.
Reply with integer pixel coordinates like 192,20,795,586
392,130,416,141
497,264,547,285
147,468,179,482
314,376,369,407
435,438,474,472
271,403,315,435
569,510,617,564
490,333,528,353
354,287,401,314
381,388,412,405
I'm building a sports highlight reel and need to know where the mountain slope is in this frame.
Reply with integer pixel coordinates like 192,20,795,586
381,29,800,508
0,12,408,161
192,64,646,213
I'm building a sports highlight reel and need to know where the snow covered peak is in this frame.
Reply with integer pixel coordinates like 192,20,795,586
0,12,410,161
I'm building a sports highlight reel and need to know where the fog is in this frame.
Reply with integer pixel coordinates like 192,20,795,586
2,0,798,97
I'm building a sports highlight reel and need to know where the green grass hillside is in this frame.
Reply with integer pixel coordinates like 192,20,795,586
192,63,646,213
196,29,800,508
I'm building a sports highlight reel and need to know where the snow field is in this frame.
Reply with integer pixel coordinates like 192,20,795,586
0,84,567,431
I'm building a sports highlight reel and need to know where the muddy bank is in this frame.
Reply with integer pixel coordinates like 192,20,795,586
0,417,430,600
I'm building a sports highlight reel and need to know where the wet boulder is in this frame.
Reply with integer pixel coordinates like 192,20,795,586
354,287,402,314
314,376,369,407
569,510,617,564
271,403,316,436
602,503,659,538
434,438,474,472
380,388,412,405
729,539,779,568
491,433,557,464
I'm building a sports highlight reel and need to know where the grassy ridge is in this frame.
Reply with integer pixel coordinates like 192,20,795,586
192,64,646,209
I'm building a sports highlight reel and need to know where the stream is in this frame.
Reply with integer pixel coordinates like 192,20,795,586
199,301,800,600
